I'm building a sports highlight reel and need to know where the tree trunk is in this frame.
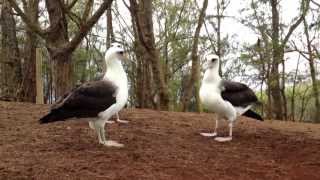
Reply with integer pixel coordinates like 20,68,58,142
45,0,72,99
21,0,39,102
36,48,44,104
303,17,320,123
134,42,153,108
216,0,222,75
280,51,288,120
142,0,169,110
130,2,153,109
9,0,114,100
269,0,309,120
270,0,284,119
130,0,170,110
106,4,115,48
181,0,208,112
0,0,22,101
50,53,73,98
256,39,266,118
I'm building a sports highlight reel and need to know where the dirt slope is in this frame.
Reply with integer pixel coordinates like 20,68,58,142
0,101,319,180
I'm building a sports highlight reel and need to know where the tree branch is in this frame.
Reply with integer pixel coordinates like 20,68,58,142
313,45,320,60
128,0,152,51
191,0,208,58
311,0,320,7
65,9,82,28
282,0,310,45
181,0,208,111
67,0,79,10
290,40,309,60
81,0,93,22
7,0,46,38
61,0,114,54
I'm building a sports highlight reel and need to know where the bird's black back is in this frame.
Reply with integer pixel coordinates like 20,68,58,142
220,80,258,107
40,80,117,123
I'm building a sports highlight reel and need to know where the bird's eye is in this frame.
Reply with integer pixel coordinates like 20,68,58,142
211,58,217,62
117,45,121,48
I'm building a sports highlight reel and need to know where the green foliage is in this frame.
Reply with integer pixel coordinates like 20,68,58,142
72,47,104,85
5,0,318,122
153,0,200,110
256,81,320,122
286,82,320,122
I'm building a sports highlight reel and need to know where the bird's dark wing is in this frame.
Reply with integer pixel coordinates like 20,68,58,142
220,80,258,107
40,80,117,123
62,80,117,112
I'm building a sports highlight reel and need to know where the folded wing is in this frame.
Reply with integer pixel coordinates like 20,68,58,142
40,80,117,123
220,80,258,107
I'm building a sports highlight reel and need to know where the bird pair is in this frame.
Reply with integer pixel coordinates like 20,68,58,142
40,43,263,147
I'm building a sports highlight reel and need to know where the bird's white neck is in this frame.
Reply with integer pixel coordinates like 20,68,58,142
202,66,221,86
103,58,127,87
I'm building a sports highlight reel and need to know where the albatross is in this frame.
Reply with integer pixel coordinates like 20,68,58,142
39,43,129,147
199,54,263,142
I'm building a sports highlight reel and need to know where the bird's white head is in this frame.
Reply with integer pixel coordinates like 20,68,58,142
204,54,219,70
105,43,125,64
202,54,221,83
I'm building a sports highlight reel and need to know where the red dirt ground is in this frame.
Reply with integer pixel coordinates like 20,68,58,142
0,101,319,180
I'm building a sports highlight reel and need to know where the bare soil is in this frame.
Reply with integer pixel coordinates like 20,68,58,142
0,101,319,180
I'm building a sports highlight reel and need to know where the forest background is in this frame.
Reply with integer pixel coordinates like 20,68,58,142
0,0,319,123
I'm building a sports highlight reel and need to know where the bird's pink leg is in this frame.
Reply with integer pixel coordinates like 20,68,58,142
200,117,218,137
115,112,129,123
214,122,233,142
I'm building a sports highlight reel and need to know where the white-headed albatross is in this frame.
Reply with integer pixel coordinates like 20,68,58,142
39,43,129,147
199,54,263,142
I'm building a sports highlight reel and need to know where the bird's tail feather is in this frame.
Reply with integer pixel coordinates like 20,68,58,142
242,109,263,121
39,113,55,124
39,109,69,124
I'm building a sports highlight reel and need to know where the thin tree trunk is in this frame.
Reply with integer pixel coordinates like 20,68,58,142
106,4,114,48
280,52,288,120
21,0,39,102
270,0,284,119
130,0,170,110
299,87,310,122
216,0,222,75
0,0,23,101
291,56,300,121
256,38,266,118
303,17,320,123
181,0,208,112
36,48,44,104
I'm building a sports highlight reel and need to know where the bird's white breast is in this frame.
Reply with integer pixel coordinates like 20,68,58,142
200,79,237,120
200,83,223,112
104,61,128,109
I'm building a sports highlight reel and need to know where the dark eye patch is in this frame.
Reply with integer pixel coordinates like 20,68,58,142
211,58,217,62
